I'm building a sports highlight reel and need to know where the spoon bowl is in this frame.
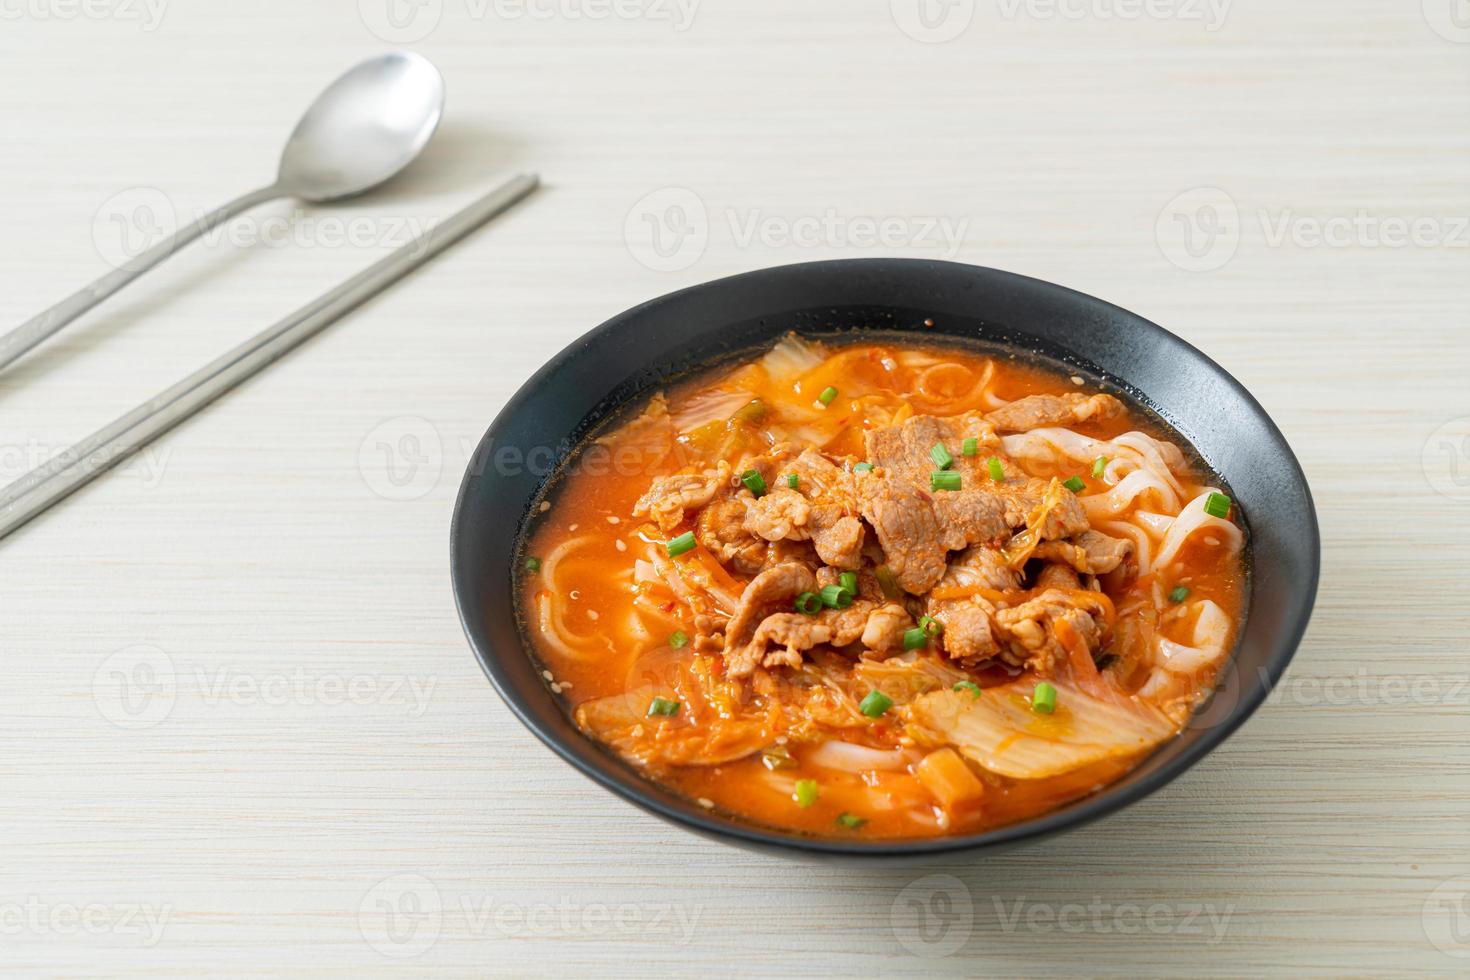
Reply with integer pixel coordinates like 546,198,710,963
0,51,449,374
278,51,446,202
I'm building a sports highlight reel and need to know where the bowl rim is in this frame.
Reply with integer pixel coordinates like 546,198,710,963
450,257,1320,858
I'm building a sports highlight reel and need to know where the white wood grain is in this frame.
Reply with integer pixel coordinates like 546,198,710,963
1,0,1467,975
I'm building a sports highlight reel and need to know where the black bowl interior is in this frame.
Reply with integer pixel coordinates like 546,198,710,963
450,258,1319,859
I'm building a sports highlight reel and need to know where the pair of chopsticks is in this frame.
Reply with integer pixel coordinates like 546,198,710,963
0,174,539,542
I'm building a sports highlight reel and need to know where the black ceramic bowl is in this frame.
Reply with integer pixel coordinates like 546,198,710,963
451,258,1319,860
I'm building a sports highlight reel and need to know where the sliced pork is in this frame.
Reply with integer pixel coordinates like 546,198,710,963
1034,529,1134,575
633,461,731,531
985,393,1123,433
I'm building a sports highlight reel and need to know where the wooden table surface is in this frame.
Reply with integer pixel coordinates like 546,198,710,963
2,1,1467,975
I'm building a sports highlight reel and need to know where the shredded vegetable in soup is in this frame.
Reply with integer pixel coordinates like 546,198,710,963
518,335,1246,838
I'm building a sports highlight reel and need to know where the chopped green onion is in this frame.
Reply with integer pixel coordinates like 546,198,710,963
902,627,927,650
794,592,822,615
669,630,689,648
919,614,943,637
1204,491,1233,519
954,680,981,699
1092,455,1108,478
859,690,893,718
787,473,799,490
835,813,867,830
524,557,541,573
794,779,819,807
875,566,902,600
853,462,874,474
930,442,954,470
1168,586,1191,603
818,584,854,610
1031,682,1057,715
839,571,859,595
931,470,962,492
987,456,1005,482
665,531,696,558
647,697,680,717
741,469,767,497
962,437,979,457
1063,475,1086,493
818,386,838,406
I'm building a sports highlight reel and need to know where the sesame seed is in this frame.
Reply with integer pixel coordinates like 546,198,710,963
569,523,578,532
697,797,714,809
587,610,599,621
541,670,553,681
538,501,550,513
615,540,627,552
1071,375,1085,385
606,515,621,525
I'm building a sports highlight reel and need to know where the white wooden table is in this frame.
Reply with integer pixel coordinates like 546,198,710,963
2,1,1467,975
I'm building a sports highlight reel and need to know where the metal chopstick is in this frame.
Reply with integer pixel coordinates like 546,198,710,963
0,173,539,542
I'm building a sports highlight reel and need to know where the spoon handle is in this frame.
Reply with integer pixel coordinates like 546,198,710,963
0,183,283,373
0,174,539,543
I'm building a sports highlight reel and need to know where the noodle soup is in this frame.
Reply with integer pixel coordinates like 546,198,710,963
518,335,1245,839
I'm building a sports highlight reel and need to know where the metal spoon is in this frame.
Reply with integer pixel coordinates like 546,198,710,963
0,51,446,373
